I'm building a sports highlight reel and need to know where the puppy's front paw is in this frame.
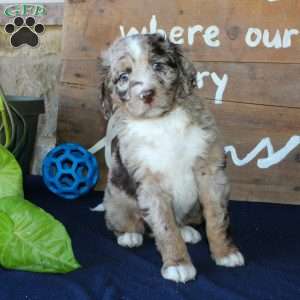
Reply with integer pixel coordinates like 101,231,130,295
180,226,202,244
117,233,143,248
215,251,245,267
161,264,197,283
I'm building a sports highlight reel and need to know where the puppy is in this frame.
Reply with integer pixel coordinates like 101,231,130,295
99,34,244,283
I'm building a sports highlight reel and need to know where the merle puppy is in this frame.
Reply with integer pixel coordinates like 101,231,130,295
99,34,244,283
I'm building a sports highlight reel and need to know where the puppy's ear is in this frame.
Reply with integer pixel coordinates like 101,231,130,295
98,58,113,120
174,46,197,98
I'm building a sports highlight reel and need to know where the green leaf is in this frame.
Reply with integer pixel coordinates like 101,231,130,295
0,196,80,273
0,145,23,198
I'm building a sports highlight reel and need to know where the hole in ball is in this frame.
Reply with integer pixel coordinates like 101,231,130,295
76,163,89,178
61,159,73,170
70,149,85,159
59,174,74,188
52,149,65,158
49,163,58,177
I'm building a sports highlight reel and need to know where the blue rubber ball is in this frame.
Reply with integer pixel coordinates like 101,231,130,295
42,143,100,200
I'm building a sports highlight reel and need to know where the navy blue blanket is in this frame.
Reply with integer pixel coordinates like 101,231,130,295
0,176,299,300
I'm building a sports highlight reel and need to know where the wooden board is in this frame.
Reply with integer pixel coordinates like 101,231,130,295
209,99,300,203
61,59,300,108
58,0,300,204
58,83,108,190
209,102,300,197
58,84,105,143
62,0,300,63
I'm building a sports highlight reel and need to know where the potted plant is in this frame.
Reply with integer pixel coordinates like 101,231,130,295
0,85,44,174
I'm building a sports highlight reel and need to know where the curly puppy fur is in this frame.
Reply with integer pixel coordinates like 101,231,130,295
99,34,244,283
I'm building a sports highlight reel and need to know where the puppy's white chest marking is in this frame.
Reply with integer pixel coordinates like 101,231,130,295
124,107,209,219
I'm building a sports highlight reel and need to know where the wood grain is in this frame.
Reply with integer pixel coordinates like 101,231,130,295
208,101,300,198
57,83,108,190
58,83,105,144
62,0,300,63
231,183,300,205
61,59,300,108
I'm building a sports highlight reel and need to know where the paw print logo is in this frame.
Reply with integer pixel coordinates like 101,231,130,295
4,16,45,48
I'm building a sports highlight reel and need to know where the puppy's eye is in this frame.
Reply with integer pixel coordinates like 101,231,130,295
118,72,129,83
152,62,164,72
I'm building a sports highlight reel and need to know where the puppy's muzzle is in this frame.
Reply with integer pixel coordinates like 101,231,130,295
139,89,155,104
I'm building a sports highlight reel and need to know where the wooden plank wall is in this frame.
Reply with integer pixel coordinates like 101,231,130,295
58,0,300,204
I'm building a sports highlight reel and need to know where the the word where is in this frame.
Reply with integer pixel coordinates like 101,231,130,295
120,15,220,47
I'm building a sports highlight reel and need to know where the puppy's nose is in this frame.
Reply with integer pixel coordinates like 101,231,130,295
140,89,155,104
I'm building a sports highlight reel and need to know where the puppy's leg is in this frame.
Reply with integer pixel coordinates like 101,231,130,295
104,182,144,248
196,169,244,267
138,179,196,283
180,202,203,244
